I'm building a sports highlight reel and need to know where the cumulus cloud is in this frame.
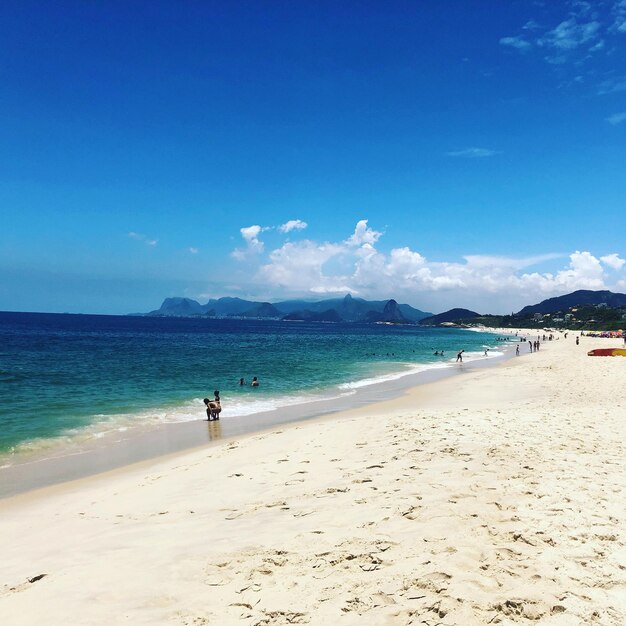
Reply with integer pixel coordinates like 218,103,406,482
236,219,625,312
345,220,383,246
548,251,605,290
601,253,626,269
259,239,346,293
279,219,308,234
231,224,268,260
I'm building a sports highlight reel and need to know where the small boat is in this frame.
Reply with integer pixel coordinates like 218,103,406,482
587,348,626,357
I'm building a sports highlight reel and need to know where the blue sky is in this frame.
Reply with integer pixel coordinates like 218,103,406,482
1,0,625,314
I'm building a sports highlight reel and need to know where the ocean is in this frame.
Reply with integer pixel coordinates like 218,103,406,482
0,312,507,466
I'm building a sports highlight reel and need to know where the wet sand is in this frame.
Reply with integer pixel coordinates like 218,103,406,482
0,343,514,498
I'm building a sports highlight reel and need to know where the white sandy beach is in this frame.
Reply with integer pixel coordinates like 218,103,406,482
1,332,625,625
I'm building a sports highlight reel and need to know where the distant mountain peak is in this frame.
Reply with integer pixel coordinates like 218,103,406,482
419,308,480,326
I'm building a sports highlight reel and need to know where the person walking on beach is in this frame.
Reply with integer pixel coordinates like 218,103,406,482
516,345,520,356
456,350,464,363
529,340,533,353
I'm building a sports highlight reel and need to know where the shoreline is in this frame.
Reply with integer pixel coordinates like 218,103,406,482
0,330,518,498
1,330,624,624
0,336,626,626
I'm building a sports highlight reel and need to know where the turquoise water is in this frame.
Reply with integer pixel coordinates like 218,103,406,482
0,312,504,459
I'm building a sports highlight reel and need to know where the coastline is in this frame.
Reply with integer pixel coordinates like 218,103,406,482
0,329,516,498
0,336,626,626
1,330,624,624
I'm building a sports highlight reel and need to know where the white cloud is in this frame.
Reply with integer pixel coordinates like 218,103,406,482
522,20,541,32
188,247,199,254
500,36,532,50
548,251,605,290
259,239,346,293
537,18,601,51
241,225,263,246
446,147,500,158
345,220,383,246
231,224,268,260
279,219,308,234
606,111,626,125
236,219,626,312
601,253,626,269
128,231,158,246
500,4,626,70
462,253,563,271
612,0,626,32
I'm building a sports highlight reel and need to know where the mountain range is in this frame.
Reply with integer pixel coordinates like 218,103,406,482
516,290,626,316
144,289,626,326
418,289,626,328
147,294,432,323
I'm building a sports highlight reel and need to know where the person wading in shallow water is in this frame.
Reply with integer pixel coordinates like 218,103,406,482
203,391,222,421
456,350,464,363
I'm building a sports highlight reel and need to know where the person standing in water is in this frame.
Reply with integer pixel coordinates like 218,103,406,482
456,350,464,363
203,391,222,420
203,397,213,421
211,390,221,419
251,376,259,387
